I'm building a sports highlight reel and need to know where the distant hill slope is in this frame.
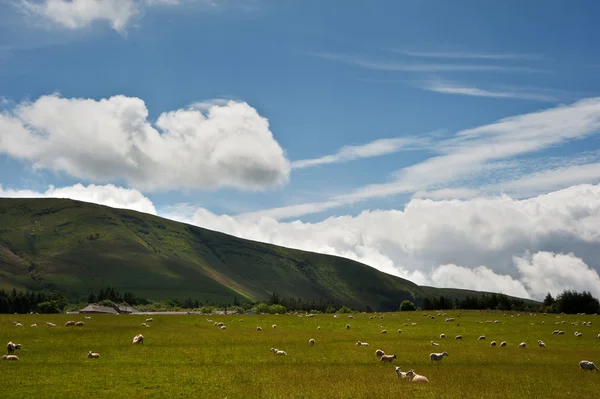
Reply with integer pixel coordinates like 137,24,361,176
0,198,536,310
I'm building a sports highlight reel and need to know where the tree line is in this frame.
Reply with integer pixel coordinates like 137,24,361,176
0,289,68,314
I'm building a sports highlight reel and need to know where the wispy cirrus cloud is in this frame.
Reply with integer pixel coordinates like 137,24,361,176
390,50,547,61
421,79,558,102
307,52,549,73
291,135,434,169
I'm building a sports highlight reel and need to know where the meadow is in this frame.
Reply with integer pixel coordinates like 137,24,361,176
1,311,599,398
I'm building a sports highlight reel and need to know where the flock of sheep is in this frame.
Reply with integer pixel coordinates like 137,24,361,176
3,311,599,380
3,317,153,361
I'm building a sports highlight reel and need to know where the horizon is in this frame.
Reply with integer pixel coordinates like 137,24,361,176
2,0,600,302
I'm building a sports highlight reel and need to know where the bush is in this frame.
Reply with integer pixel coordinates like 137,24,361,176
36,301,63,314
199,305,215,314
399,300,416,311
337,306,353,314
269,304,287,314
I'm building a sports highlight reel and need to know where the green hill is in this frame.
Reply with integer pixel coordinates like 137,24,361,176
0,198,535,310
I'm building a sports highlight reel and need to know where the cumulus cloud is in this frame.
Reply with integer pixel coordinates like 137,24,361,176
0,183,157,214
0,94,290,192
163,183,600,300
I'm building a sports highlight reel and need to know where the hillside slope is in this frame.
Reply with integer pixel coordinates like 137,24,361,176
0,198,534,310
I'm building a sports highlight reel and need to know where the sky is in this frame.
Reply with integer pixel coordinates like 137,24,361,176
2,0,600,301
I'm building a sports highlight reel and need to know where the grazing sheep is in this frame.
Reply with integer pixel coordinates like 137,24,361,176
375,349,385,358
7,342,19,354
397,329,402,334
430,351,449,363
406,369,429,383
272,324,277,329
2,355,19,361
146,318,153,322
356,341,370,346
519,342,527,348
220,325,227,330
380,354,396,363
478,335,486,340
256,327,262,331
142,323,147,327
394,366,409,380
30,324,37,328
14,323,22,327
500,341,507,347
348,315,354,319
270,348,287,356
346,324,351,330
215,322,224,327
46,322,56,327
490,341,497,347
575,332,582,337
431,341,439,346
75,321,84,327
597,333,600,339
537,340,546,348
88,351,100,359
381,330,387,334
85,316,91,319
579,360,599,371
558,331,565,335
309,339,315,346
552,330,560,335
440,333,445,339
455,335,463,340
317,326,321,330
65,321,75,327
133,334,144,344
445,318,455,322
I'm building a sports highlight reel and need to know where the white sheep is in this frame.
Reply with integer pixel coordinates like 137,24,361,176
133,334,144,344
579,360,599,371
309,339,315,346
537,340,546,348
430,351,449,363
30,323,37,328
394,366,409,380
88,351,100,359
478,335,486,340
348,315,354,319
256,327,262,331
519,342,526,348
14,323,22,327
431,341,439,346
440,333,445,339
6,342,21,354
381,330,387,334
575,332,582,337
142,323,147,327
317,326,321,330
46,322,56,327
220,325,227,330
500,341,507,347
552,330,560,335
2,355,19,361
272,324,277,329
75,321,84,327
65,321,75,327
356,341,370,346
270,348,287,355
490,341,497,347
380,354,396,363
85,316,91,319
375,349,385,358
406,369,429,382
146,318,153,322
397,329,402,334
455,335,463,340
345,324,351,330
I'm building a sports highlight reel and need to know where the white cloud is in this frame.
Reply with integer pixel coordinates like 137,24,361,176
422,79,557,102
246,97,600,220
19,0,140,34
0,183,157,214
0,93,290,192
391,50,545,61
308,52,548,73
514,251,600,299
163,184,600,299
291,136,431,169
429,264,530,298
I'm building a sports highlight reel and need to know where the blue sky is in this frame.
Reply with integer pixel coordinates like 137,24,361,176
2,0,600,299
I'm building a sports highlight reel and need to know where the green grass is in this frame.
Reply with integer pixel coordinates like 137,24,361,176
0,198,538,309
1,311,599,398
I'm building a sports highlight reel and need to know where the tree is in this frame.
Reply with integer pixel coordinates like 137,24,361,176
88,292,97,304
399,300,416,311
543,292,555,307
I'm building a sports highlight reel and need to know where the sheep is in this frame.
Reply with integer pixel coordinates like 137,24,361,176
397,329,402,334
46,322,56,327
7,342,18,354
558,331,565,335
2,355,19,361
270,348,287,356
552,330,560,335
356,341,370,346
215,322,224,327
597,333,600,339
14,323,22,327
537,340,546,348
272,324,277,329
348,315,354,319
445,317,455,322
142,323,147,327
65,321,75,327
500,341,507,347
405,369,429,383
346,324,351,330
146,318,153,322
375,349,385,358
575,332,582,337
133,334,144,344
490,341,497,347
380,354,396,363
220,325,227,330
256,327,262,331
30,324,37,328
307,338,315,346
88,351,100,359
430,351,449,363
381,330,387,334
431,341,439,346
579,360,599,371
85,316,91,319
478,335,486,340
75,321,84,327
439,333,445,339
519,342,526,348
394,366,409,380
455,335,463,340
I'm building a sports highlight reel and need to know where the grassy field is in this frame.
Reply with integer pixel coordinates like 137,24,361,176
1,311,599,399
